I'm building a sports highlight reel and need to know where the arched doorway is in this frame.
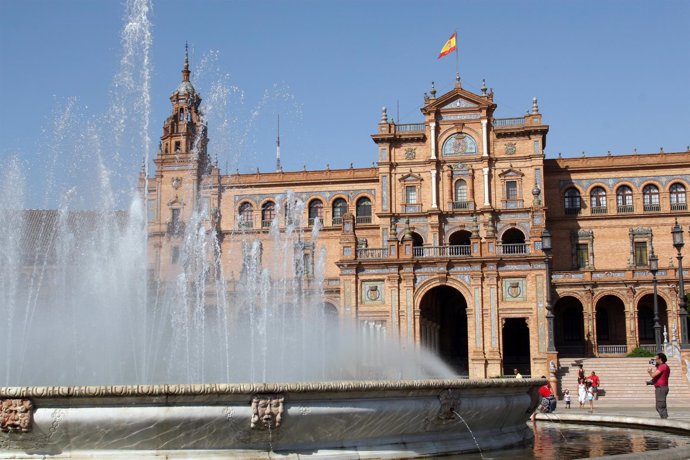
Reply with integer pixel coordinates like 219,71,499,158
502,318,530,376
636,294,668,346
554,296,586,357
419,285,468,375
595,295,627,354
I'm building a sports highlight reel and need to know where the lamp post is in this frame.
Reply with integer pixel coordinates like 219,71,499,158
671,220,689,348
541,229,556,353
649,248,662,353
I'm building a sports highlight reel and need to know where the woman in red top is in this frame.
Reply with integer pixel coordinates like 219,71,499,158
648,352,670,419
531,377,556,421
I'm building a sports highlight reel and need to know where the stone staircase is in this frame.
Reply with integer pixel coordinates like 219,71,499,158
557,357,690,408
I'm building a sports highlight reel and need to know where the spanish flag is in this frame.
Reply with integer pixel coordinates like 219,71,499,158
438,32,457,59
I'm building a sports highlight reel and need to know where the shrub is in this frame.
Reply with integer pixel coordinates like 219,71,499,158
627,347,655,357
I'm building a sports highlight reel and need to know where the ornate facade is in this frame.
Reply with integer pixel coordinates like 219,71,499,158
145,56,690,379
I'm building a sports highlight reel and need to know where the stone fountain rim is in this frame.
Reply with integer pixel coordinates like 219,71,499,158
0,377,545,399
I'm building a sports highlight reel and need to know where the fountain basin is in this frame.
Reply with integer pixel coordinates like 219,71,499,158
0,379,542,458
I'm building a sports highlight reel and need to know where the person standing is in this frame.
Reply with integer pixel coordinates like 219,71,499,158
589,371,600,400
586,381,595,413
577,364,585,382
513,368,523,379
647,352,670,419
577,378,587,408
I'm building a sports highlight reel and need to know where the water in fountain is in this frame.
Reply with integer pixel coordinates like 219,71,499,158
0,0,456,388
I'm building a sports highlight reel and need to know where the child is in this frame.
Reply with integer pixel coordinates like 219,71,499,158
577,378,587,409
564,389,571,409
587,381,595,413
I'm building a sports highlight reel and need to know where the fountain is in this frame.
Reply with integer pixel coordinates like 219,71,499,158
0,0,542,457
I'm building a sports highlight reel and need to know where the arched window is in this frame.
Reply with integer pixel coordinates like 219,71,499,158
590,186,607,214
643,184,660,212
670,183,687,210
332,198,348,225
308,199,324,226
564,188,581,215
442,133,478,155
616,186,633,213
356,197,372,224
453,179,469,209
239,202,254,228
261,201,275,228
500,228,527,254
448,230,472,256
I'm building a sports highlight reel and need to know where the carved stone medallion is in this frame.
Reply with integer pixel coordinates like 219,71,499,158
504,143,517,155
404,148,416,160
171,177,182,189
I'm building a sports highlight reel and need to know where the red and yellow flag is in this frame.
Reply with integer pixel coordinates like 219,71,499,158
438,32,457,59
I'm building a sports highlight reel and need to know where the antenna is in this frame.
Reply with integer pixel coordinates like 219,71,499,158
276,114,282,172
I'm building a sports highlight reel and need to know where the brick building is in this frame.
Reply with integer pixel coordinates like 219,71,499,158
144,53,690,379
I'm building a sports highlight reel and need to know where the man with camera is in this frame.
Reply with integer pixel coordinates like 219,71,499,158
646,352,670,419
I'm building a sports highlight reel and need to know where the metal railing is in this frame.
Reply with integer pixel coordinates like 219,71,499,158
598,344,627,354
166,220,186,236
238,220,254,229
671,202,688,211
450,200,473,210
356,216,372,224
400,203,422,213
396,123,425,132
565,207,582,216
639,344,657,352
617,205,634,213
644,203,661,212
498,243,529,255
332,217,343,226
357,248,388,259
502,199,524,209
591,206,608,215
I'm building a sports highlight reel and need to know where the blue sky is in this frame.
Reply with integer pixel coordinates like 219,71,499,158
1,0,689,208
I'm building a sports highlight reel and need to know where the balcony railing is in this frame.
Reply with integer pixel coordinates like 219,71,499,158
166,220,185,236
357,248,388,259
639,344,658,352
308,217,322,227
617,204,634,213
598,344,627,354
356,216,372,224
396,123,425,132
564,207,582,216
591,206,608,215
450,200,473,210
644,203,661,212
498,243,529,255
413,245,471,257
502,199,524,209
400,203,422,213
493,117,525,127
671,202,688,211
261,220,272,228
332,216,343,226
238,220,254,229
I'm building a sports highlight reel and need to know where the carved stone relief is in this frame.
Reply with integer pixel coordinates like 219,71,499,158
0,399,33,433
250,394,284,430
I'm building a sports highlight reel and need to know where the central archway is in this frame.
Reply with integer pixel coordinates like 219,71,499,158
419,285,468,375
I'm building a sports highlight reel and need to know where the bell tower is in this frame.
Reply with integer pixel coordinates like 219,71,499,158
156,43,209,172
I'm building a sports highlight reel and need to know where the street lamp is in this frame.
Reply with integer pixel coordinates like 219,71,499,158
541,229,556,353
671,219,689,348
649,248,662,353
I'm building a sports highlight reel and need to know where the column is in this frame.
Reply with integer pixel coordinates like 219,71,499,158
430,121,437,159
431,169,438,209
481,119,489,158
482,167,490,206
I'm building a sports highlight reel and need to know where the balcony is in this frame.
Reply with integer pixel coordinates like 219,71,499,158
671,202,688,211
643,203,661,212
564,207,581,216
396,123,425,132
238,220,254,229
413,245,471,258
308,217,323,227
356,216,372,225
400,203,423,213
332,217,343,226
498,243,529,255
449,200,473,210
617,205,634,213
493,117,525,127
261,220,272,228
357,248,388,259
591,206,608,215
501,199,524,209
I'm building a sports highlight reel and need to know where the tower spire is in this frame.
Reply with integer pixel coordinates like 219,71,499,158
182,42,190,82
276,114,282,172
